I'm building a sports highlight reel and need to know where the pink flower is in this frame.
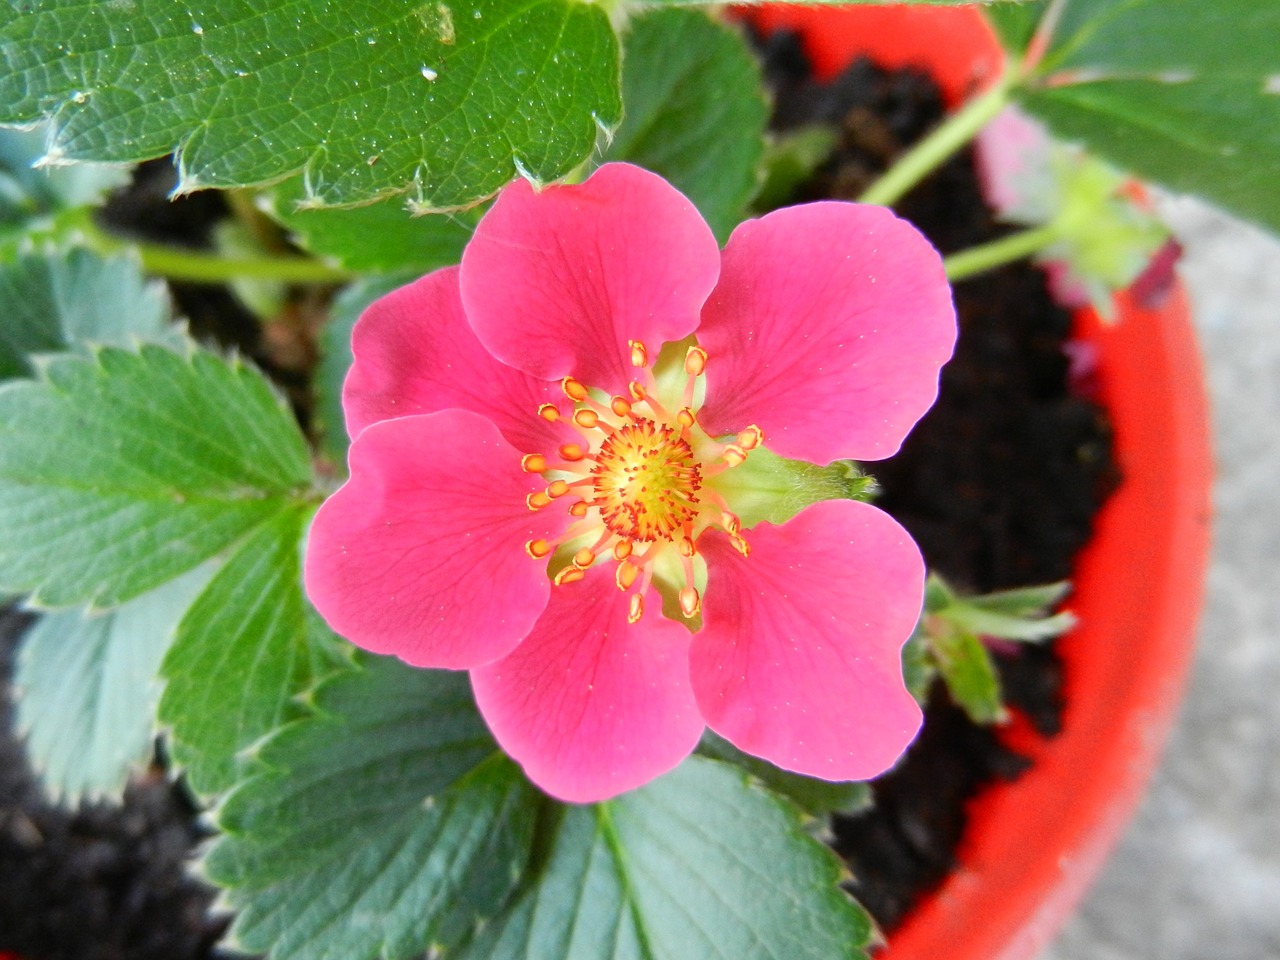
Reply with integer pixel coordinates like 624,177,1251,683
304,163,956,803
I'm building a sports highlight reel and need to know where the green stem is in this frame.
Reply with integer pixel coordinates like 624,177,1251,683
857,70,1020,208
80,217,355,285
134,243,355,284
943,222,1065,282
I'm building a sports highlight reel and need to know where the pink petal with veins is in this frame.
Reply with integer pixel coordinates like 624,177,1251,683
304,410,568,669
460,163,721,396
690,498,924,782
343,266,574,455
472,570,703,803
697,202,955,465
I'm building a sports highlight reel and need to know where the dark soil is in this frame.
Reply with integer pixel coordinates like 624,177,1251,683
0,610,226,960
0,36,1116,959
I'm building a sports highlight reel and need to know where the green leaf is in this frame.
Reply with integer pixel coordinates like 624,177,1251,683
14,564,211,803
317,274,416,465
638,0,994,6
915,575,1073,721
457,756,874,960
901,632,936,704
0,0,622,210
603,8,766,241
0,122,130,234
946,580,1076,642
204,655,537,960
930,624,1005,725
754,125,839,212
0,343,312,607
1012,0,1280,235
962,581,1071,616
261,177,476,274
159,502,330,797
0,247,172,380
696,731,872,817
926,575,1075,642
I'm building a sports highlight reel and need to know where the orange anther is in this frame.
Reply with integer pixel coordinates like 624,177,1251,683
628,380,646,402
611,396,633,418
554,565,585,586
684,345,708,376
722,511,741,535
737,425,764,450
526,491,553,510
677,407,696,428
568,500,590,518
547,479,571,498
613,539,634,561
559,442,585,462
731,534,751,558
722,444,748,468
679,586,701,619
538,403,560,422
525,538,551,559
678,536,696,558
521,453,548,474
573,408,600,429
573,547,596,569
616,560,639,591
628,593,645,624
629,340,649,368
561,377,590,402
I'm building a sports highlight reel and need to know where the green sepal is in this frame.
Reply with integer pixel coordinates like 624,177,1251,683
705,445,876,530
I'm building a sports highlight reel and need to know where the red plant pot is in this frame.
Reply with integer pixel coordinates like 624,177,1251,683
748,5,1212,958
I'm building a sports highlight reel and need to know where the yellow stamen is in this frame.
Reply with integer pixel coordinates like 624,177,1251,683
628,593,644,624
684,345,708,376
525,539,552,559
572,547,596,569
562,377,590,402
629,339,649,368
559,442,586,462
737,424,764,450
522,453,548,474
538,403,560,422
616,559,639,591
679,586,700,619
527,491,553,510
554,565,585,586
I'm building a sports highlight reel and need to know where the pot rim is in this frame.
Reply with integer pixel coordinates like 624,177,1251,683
745,6,1212,957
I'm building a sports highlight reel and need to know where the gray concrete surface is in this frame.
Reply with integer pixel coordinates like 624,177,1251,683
1044,198,1280,959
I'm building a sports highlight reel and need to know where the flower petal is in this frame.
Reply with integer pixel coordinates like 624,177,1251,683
343,266,575,455
472,570,703,803
304,410,568,669
697,202,956,464
690,498,924,782
460,163,721,394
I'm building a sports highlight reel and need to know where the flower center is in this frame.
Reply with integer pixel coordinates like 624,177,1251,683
521,341,760,624
592,420,701,542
